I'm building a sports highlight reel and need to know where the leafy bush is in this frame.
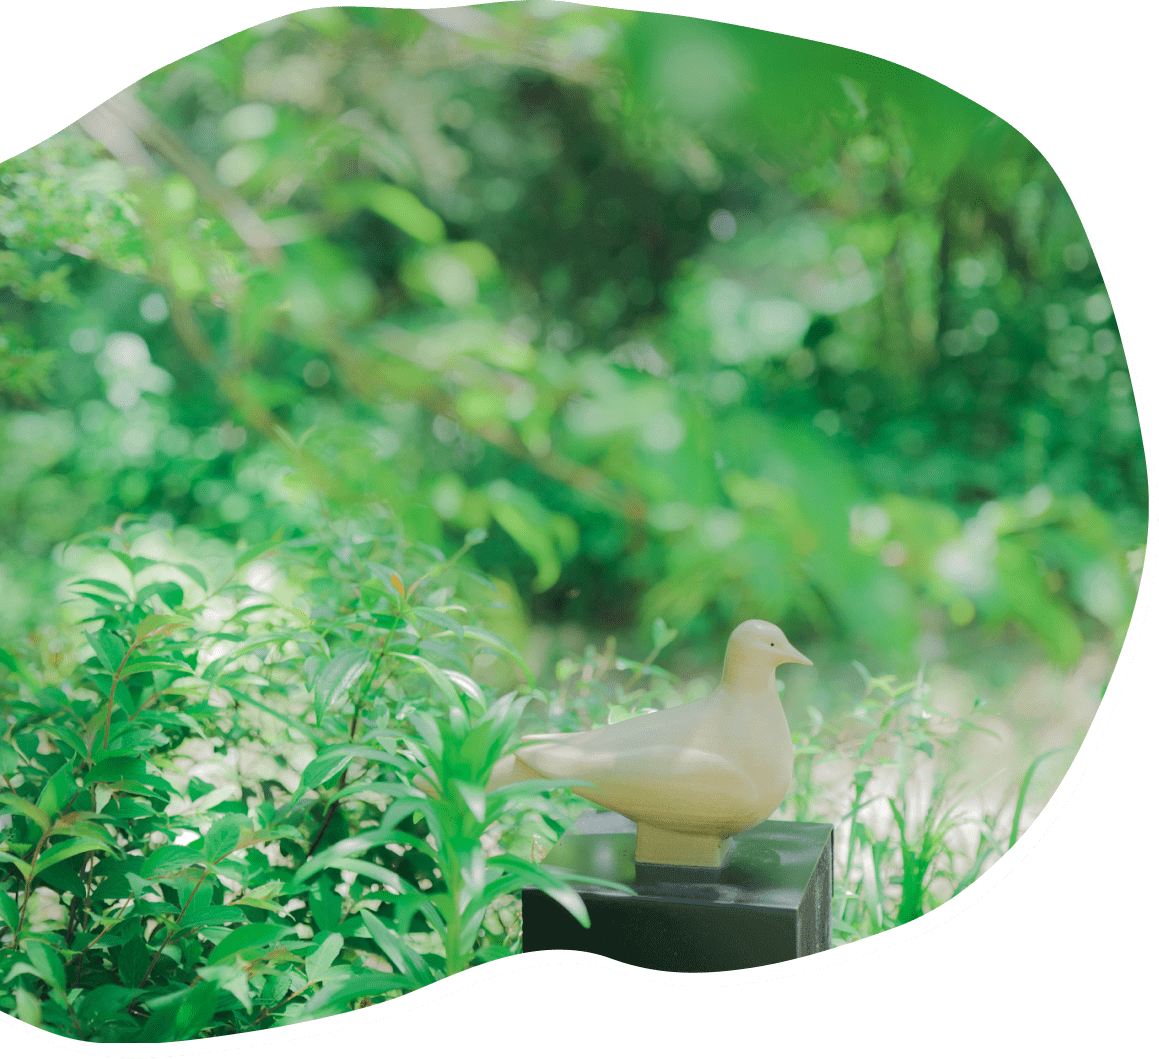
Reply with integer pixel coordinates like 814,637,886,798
0,512,605,1041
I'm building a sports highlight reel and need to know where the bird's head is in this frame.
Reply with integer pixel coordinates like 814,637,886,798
728,618,813,670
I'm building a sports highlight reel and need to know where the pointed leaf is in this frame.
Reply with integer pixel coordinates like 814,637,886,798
173,563,208,591
462,626,534,682
120,657,194,677
24,941,67,997
234,530,285,573
141,845,202,878
454,780,487,824
0,794,51,834
32,839,109,878
67,578,130,600
36,763,75,818
443,669,485,705
395,652,461,710
359,910,434,984
204,815,247,863
305,931,343,984
207,922,288,965
136,613,192,640
0,891,16,933
85,629,128,673
176,905,252,931
294,971,415,1018
313,647,371,723
0,851,33,880
412,607,464,639
137,581,184,609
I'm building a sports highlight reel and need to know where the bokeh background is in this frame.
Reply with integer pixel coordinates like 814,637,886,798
0,4,1145,813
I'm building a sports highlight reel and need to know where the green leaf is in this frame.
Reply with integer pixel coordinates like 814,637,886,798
204,815,248,863
0,648,39,691
454,779,487,823
85,628,129,673
173,980,220,1041
651,617,678,651
119,657,194,677
281,750,350,816
13,986,41,1026
0,793,51,833
0,891,18,932
396,652,461,710
24,940,67,997
1009,748,1067,850
37,764,77,819
293,825,438,889
136,613,192,640
462,626,534,682
305,931,343,983
39,724,89,763
234,530,285,573
84,756,146,786
487,855,634,927
173,563,208,591
412,607,464,639
294,971,414,1018
407,710,444,760
32,838,109,878
330,779,415,804
207,922,288,965
187,777,215,801
309,857,417,894
179,905,253,931
443,668,485,705
308,879,344,934
141,845,202,878
67,578,130,600
0,851,34,880
137,581,184,609
0,741,18,776
117,936,152,988
197,960,253,1013
359,910,436,985
342,181,445,244
313,646,371,723
488,491,561,592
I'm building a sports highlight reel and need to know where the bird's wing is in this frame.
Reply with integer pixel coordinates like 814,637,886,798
515,741,759,822
519,697,710,753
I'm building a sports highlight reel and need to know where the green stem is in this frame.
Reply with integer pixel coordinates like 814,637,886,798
99,638,145,753
305,630,397,858
15,829,52,937
138,866,210,988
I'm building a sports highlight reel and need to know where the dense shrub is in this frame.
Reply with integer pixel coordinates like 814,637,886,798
0,513,608,1041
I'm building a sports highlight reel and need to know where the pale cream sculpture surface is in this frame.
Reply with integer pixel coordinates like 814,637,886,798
487,619,812,868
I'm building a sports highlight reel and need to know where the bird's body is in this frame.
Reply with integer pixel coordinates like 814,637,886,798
487,619,812,867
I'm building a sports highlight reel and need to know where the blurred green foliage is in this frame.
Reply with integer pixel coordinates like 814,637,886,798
0,5,1144,696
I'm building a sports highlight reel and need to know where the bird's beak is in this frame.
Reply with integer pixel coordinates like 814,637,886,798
781,643,813,666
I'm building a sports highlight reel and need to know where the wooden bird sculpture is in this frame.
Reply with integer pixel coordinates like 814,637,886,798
487,619,812,868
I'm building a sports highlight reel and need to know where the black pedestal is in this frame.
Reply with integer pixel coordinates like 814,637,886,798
521,810,833,973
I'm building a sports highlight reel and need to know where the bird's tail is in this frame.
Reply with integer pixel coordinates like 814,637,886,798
485,752,541,794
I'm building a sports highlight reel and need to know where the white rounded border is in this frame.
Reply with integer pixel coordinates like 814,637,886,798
0,37,1149,1056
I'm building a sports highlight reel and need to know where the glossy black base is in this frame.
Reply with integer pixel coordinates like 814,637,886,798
521,809,834,973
